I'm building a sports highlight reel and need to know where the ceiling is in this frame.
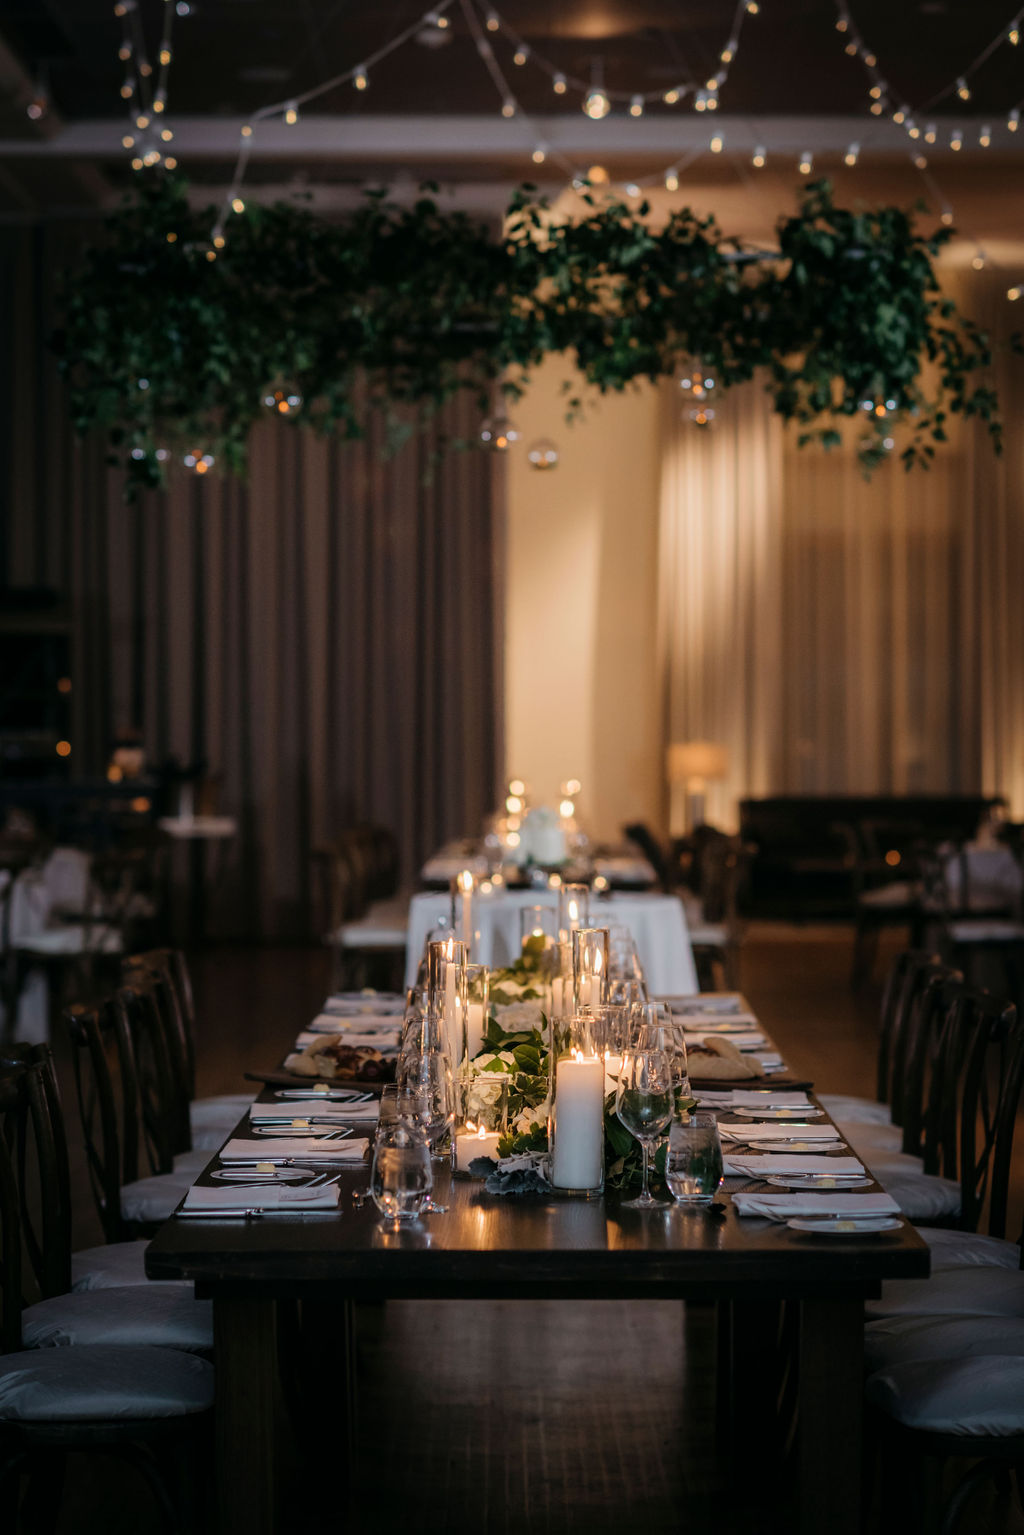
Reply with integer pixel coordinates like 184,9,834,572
0,0,1023,227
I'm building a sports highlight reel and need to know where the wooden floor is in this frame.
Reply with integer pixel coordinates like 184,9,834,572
33,926,1024,1534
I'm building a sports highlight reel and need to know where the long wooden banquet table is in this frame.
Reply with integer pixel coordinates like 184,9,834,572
146,1003,929,1535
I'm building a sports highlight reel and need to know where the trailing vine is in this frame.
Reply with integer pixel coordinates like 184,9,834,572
53,172,1012,496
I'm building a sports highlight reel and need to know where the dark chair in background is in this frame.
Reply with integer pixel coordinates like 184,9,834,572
311,824,408,991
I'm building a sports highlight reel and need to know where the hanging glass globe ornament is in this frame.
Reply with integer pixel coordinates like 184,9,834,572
527,438,559,470
479,414,521,452
183,448,216,475
261,381,303,417
680,365,716,404
687,406,716,429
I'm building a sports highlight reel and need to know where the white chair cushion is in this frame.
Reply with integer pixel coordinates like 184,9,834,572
866,1266,1024,1321
947,920,1024,944
817,1094,892,1126
919,1228,1021,1273
865,1314,1024,1373
687,923,728,947
866,1154,961,1223
23,1285,212,1352
190,1093,255,1149
120,1153,201,1225
337,898,409,949
839,1122,905,1156
16,924,123,956
866,1356,1024,1436
72,1241,153,1291
0,1345,214,1421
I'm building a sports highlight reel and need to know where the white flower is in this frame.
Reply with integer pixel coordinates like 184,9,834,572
494,1000,544,1032
515,1103,548,1133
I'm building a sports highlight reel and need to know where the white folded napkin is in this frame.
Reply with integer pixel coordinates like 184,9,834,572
182,1183,340,1212
322,993,405,1015
295,1029,400,1051
308,1012,403,1033
682,1030,767,1049
219,1136,369,1161
750,1053,784,1069
719,1122,839,1142
698,1091,812,1108
732,1192,900,1221
249,1100,380,1123
724,1155,866,1178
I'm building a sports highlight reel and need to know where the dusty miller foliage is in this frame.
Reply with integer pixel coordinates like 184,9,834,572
54,172,1012,497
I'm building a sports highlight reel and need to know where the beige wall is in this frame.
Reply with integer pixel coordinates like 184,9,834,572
504,354,663,842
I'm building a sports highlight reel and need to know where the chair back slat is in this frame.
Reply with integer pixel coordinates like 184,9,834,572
0,1046,72,1303
123,948,197,1099
879,949,945,1116
115,985,180,1173
957,994,1024,1237
63,999,137,1243
0,1125,22,1353
895,965,959,1158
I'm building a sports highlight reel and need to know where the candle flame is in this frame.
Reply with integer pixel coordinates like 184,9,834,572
466,1120,477,1132
458,870,474,892
476,1125,488,1140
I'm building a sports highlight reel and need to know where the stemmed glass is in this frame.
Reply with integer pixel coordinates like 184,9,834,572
615,1038,674,1210
396,1005,455,1211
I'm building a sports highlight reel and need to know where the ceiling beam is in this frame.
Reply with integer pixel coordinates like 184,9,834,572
0,114,1021,162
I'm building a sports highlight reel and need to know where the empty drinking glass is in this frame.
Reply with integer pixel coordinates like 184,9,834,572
665,1112,724,1206
370,1119,433,1225
615,1039,674,1210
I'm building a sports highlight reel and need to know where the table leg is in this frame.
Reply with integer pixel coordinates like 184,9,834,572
214,1296,281,1535
798,1297,864,1535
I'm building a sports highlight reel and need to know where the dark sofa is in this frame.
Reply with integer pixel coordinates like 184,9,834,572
738,794,1005,919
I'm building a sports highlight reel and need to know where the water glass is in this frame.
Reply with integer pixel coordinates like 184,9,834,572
615,1040,673,1210
665,1112,724,1206
370,1119,433,1225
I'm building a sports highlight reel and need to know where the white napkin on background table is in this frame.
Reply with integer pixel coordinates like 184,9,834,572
682,1030,767,1049
249,1101,380,1123
724,1155,866,1178
732,1192,900,1221
699,1091,812,1108
719,1122,839,1142
182,1183,340,1212
219,1136,369,1161
295,1029,400,1051
322,993,405,1015
307,1014,403,1034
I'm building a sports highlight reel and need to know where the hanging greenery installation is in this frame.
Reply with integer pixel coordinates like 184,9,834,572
54,173,1013,495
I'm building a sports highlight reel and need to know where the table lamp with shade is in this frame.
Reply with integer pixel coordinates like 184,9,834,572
666,741,729,835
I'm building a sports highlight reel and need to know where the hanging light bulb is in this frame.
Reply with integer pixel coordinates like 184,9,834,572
353,64,369,90
862,51,877,67
720,40,737,62
159,46,172,65
1009,108,1020,131
262,381,303,417
484,10,499,30
284,101,299,125
1009,23,1020,44
913,153,928,169
940,209,954,226
587,164,609,184
957,77,971,101
693,90,707,111
844,142,859,166
629,94,644,116
527,439,559,470
231,196,245,213
908,123,920,139
950,129,963,151
799,150,813,175
1008,285,1023,301
583,87,610,119
183,449,216,475
501,97,516,117
532,143,547,163
553,73,567,94
480,415,521,451
972,249,987,270
709,133,723,153
513,45,529,66
979,124,992,147
892,105,907,125
663,86,681,105
752,146,766,167
664,169,679,190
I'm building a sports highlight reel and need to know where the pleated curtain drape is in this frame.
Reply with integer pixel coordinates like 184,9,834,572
658,267,1024,827
0,222,504,940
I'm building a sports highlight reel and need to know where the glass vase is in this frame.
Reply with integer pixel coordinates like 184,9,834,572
426,936,467,1077
548,1011,605,1198
571,926,609,1012
557,883,590,939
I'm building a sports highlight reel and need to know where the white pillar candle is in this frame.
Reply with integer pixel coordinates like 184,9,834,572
456,870,474,954
603,1052,622,1096
466,1001,485,1060
550,977,568,1018
455,1124,502,1173
551,1051,604,1190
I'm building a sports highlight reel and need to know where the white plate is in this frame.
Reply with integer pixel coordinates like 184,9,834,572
766,1175,872,1190
733,1108,824,1120
742,1139,845,1154
211,1168,309,1183
786,1216,902,1236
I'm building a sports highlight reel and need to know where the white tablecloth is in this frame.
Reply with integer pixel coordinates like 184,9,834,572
404,888,697,995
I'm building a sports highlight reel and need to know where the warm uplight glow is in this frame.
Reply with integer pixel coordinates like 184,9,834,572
56,741,71,757
559,798,575,818
885,850,902,867
506,795,523,814
107,765,123,783
131,797,152,813
57,677,71,694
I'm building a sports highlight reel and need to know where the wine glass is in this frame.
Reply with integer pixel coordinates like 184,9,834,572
615,1040,674,1210
635,1006,691,1105
370,1119,433,1226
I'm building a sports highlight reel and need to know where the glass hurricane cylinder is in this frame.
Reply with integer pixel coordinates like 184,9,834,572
426,936,468,1076
519,903,558,951
450,869,477,957
548,940,573,1020
464,964,489,1065
572,927,609,1012
453,1075,509,1176
558,883,590,940
548,1011,605,1197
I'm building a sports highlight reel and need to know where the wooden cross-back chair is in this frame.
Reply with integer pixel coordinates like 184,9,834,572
0,1050,215,1533
123,948,197,1103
